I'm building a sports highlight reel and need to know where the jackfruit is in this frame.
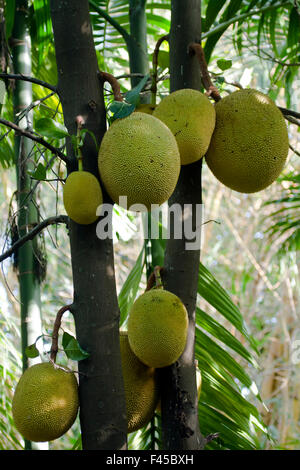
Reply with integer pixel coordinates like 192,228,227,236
98,112,180,211
127,289,188,368
135,104,156,114
120,331,159,433
153,88,216,165
63,170,103,224
12,362,79,442
205,88,289,193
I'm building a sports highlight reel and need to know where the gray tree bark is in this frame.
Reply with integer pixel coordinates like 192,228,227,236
50,0,127,450
159,0,206,450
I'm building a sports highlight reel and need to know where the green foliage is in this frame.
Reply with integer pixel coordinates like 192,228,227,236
0,0,299,452
264,173,300,254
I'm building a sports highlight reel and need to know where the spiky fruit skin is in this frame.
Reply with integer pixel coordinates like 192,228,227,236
98,112,180,211
127,289,189,368
12,362,79,442
205,89,289,193
153,88,216,165
63,171,103,224
120,331,159,433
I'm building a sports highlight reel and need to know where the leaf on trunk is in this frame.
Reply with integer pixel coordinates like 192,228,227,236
62,332,90,361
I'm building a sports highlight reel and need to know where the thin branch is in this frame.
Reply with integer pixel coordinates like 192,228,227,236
289,143,300,157
115,72,146,80
98,71,123,102
188,43,221,102
50,304,73,363
278,107,300,120
0,72,58,93
151,34,169,105
0,118,71,164
0,215,69,263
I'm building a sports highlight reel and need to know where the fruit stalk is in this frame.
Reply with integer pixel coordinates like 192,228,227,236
50,305,72,363
151,34,169,106
188,42,221,102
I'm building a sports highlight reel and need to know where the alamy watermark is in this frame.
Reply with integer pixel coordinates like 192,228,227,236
95,196,204,251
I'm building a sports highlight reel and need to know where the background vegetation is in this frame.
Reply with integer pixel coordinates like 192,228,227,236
0,0,299,450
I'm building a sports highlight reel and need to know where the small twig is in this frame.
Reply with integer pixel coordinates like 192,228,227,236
289,143,300,157
0,215,69,263
278,106,300,120
146,266,164,291
282,114,300,127
146,267,164,291
50,305,73,363
188,43,221,102
0,72,58,93
98,71,123,102
115,73,146,80
151,34,169,105
204,432,220,445
0,117,71,164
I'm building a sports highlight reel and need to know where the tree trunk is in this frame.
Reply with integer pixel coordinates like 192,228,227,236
128,0,149,90
11,0,45,450
159,0,206,450
50,0,127,450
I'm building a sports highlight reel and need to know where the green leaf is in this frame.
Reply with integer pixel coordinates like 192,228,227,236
25,343,39,358
33,0,53,66
157,50,169,70
79,128,98,150
109,101,136,120
29,162,47,180
62,332,90,361
203,0,227,32
35,117,69,139
196,308,257,367
287,6,300,49
119,248,145,326
4,0,16,40
198,262,257,353
217,58,232,70
125,74,150,106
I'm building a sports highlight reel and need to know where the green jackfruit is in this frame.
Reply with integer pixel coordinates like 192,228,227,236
120,331,159,433
12,362,79,442
205,88,289,193
153,88,216,165
98,112,180,211
127,289,188,368
63,170,103,224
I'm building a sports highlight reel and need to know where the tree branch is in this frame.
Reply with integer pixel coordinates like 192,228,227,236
151,34,169,105
50,304,73,363
0,72,58,93
0,118,71,164
279,107,300,120
188,43,221,102
0,215,69,263
98,71,123,102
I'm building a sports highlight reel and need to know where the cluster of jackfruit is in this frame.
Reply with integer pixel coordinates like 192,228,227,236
11,287,192,441
121,286,190,433
63,86,289,224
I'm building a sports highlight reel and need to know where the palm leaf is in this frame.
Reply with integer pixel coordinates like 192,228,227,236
118,247,145,327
